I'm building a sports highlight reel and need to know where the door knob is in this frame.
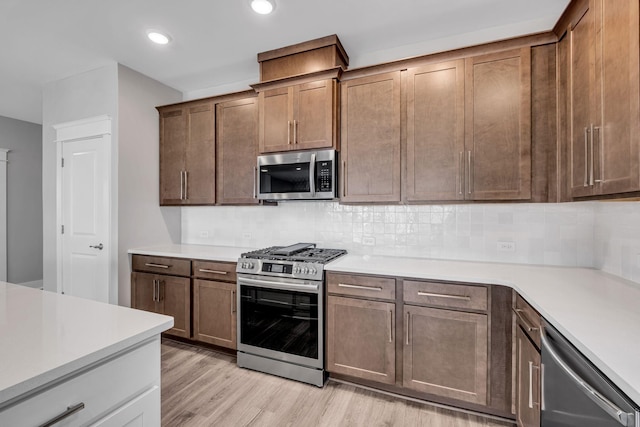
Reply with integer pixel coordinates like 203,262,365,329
89,243,104,250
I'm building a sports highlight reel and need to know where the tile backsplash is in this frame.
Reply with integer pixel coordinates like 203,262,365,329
182,202,596,267
594,202,640,283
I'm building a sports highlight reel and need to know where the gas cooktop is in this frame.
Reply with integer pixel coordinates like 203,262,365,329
240,243,347,264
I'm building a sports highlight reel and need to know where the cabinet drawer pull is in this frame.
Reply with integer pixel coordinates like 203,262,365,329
39,402,85,427
145,263,169,269
338,283,382,292
417,291,470,301
513,308,538,332
199,269,228,275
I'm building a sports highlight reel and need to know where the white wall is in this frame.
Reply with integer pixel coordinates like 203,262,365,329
42,64,118,293
0,116,42,284
182,202,595,267
117,65,182,307
594,202,640,283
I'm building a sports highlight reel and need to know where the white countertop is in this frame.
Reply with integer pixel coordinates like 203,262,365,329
128,243,252,263
327,254,640,406
0,283,173,407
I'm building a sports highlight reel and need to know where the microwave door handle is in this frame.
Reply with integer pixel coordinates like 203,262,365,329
309,152,316,197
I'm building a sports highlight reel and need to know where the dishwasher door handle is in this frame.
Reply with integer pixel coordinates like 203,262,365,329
541,333,634,426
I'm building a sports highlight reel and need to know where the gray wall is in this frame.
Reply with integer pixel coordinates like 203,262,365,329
42,64,119,293
0,116,43,284
117,64,182,307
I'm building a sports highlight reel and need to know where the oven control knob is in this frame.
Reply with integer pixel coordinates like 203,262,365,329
303,267,309,274
248,262,254,269
309,267,317,275
241,262,248,269
293,266,300,273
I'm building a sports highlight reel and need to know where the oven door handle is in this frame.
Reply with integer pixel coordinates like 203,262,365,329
238,276,319,293
541,333,634,427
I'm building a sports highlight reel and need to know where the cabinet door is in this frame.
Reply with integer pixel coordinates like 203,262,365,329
596,0,640,195
406,61,465,201
216,97,259,205
131,272,161,314
326,296,395,384
515,327,541,427
92,385,160,427
159,275,191,338
294,79,336,150
193,279,237,349
341,72,401,203
259,87,292,153
403,305,488,405
465,48,531,200
184,102,216,205
569,3,597,198
159,107,186,205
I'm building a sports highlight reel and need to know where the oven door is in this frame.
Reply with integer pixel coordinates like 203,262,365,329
237,274,323,369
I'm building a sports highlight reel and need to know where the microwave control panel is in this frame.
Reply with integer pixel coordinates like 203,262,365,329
316,160,333,192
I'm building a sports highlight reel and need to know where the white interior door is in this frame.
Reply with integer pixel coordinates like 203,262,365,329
61,136,110,302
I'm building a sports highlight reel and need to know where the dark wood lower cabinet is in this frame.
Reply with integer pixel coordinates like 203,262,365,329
193,279,237,349
403,305,488,405
515,323,541,426
326,295,396,384
131,272,190,338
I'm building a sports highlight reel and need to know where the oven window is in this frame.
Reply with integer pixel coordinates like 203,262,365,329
260,163,310,194
240,285,318,359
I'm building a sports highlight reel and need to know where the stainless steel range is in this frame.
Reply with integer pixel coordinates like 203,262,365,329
236,243,346,387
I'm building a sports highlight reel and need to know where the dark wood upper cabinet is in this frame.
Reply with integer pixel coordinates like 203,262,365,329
464,48,532,201
158,101,215,205
568,0,640,198
340,71,401,203
216,96,259,205
258,79,337,153
406,60,466,201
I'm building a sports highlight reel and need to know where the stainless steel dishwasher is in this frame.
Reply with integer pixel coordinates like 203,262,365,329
541,320,639,427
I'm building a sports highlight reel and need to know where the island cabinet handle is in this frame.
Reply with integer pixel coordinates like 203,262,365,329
338,283,382,292
145,263,169,269
39,402,85,427
199,269,228,275
417,291,470,301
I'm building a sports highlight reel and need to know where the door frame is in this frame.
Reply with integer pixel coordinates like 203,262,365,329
53,115,116,303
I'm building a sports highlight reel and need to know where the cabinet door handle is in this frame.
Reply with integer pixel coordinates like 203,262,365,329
589,123,595,186
39,402,85,427
417,291,470,301
458,151,464,195
180,170,185,199
513,308,539,332
594,126,605,183
145,263,169,269
287,120,291,145
583,127,589,186
338,283,382,292
529,361,541,409
152,279,157,302
231,290,236,313
184,170,188,199
388,309,393,343
405,312,411,345
467,151,472,195
293,120,298,144
199,269,228,275
253,166,257,199
157,280,164,302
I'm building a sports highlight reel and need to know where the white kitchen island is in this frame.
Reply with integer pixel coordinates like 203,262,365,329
0,282,173,426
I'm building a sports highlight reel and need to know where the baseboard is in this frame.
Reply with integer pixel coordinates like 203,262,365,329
18,279,43,289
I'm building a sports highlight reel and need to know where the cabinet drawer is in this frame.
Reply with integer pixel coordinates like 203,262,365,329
0,338,160,426
193,260,237,282
327,273,395,301
132,255,191,277
403,280,487,311
514,294,541,348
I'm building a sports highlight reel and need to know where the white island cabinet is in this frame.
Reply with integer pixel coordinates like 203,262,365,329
0,282,173,426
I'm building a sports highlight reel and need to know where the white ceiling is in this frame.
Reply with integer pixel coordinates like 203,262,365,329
1,0,570,125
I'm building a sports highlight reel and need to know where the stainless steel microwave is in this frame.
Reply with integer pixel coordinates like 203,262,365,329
257,149,337,201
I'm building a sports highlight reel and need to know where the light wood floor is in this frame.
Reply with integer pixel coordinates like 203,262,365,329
161,339,514,427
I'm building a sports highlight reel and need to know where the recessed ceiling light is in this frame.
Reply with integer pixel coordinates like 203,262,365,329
147,31,171,45
251,0,276,14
